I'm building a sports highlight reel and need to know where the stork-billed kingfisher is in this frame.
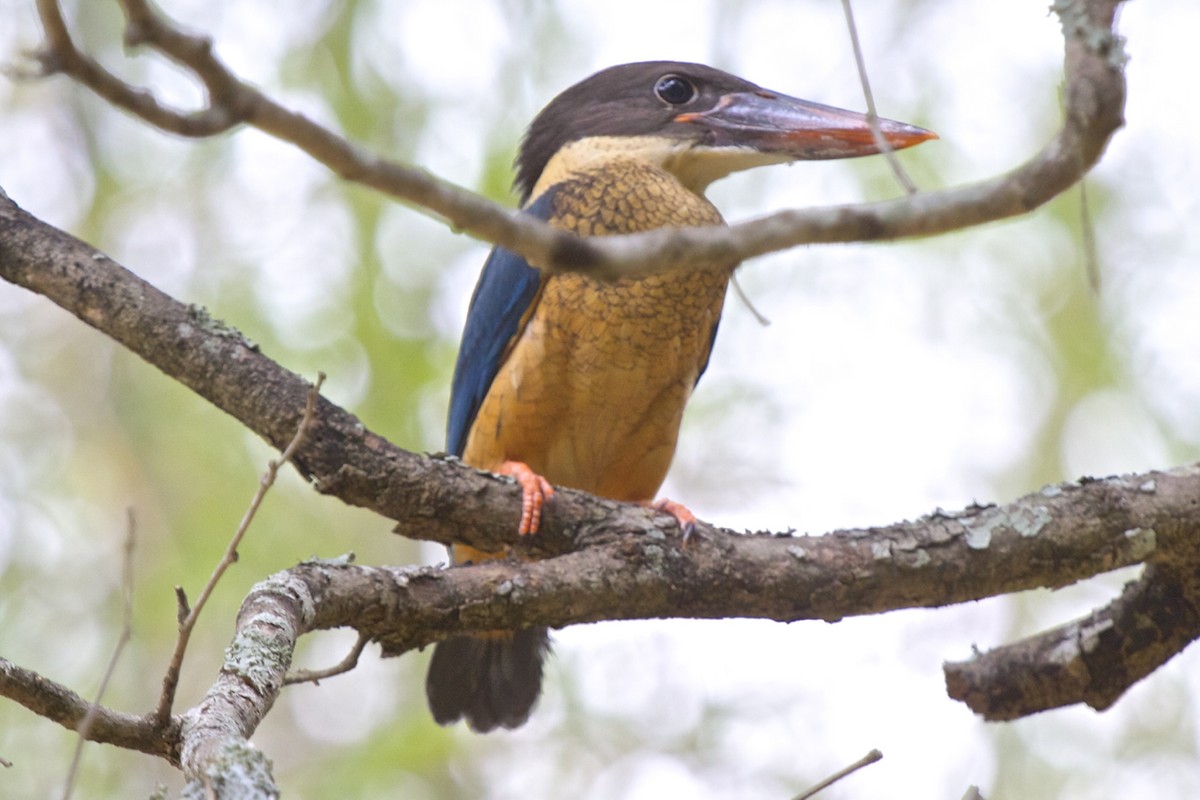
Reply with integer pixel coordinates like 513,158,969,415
425,61,934,732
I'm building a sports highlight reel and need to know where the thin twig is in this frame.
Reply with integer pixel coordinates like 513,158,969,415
791,749,883,800
63,510,137,800
153,373,326,725
174,586,190,624
1079,179,1101,292
730,272,771,326
284,632,371,685
841,0,921,195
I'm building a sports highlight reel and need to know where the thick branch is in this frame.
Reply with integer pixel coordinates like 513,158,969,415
30,0,1127,280
173,464,1200,780
945,560,1200,720
0,192,618,557
8,464,1197,781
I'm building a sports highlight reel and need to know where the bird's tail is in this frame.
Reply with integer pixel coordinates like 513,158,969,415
425,627,550,732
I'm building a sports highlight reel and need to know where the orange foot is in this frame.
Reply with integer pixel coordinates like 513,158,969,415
646,498,698,544
497,460,555,535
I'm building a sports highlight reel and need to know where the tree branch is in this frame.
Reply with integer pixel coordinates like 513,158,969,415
0,191,606,557
64,513,137,799
945,559,1200,720
7,461,1195,785
0,657,180,764
28,0,1128,280
792,748,883,800
168,464,1200,783
155,374,324,725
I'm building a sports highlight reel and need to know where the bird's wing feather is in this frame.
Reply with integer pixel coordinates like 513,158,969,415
446,191,557,456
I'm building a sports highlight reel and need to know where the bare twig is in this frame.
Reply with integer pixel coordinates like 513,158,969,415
1079,179,1101,291
730,272,771,326
174,586,191,625
284,632,371,686
63,510,137,800
153,374,325,725
28,0,1128,281
840,0,922,194
791,749,883,800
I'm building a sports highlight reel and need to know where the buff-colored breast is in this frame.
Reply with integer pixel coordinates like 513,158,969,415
463,156,732,501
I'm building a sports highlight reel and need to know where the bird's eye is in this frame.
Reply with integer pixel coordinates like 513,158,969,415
654,75,696,105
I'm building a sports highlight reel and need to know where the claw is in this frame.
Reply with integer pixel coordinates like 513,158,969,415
497,460,555,535
649,498,697,543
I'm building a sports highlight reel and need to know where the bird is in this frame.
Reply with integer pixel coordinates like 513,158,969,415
425,61,935,732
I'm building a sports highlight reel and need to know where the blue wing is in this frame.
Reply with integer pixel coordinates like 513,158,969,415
446,191,557,456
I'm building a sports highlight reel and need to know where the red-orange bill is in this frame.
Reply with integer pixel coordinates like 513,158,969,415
675,89,936,159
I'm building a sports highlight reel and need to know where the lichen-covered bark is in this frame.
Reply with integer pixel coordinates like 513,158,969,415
184,465,1200,772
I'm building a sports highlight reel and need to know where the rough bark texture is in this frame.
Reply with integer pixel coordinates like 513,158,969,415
0,191,593,556
946,560,1200,720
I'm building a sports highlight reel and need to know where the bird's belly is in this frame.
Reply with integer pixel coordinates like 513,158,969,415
463,267,728,501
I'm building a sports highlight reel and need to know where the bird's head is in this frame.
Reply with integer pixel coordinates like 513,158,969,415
515,61,935,203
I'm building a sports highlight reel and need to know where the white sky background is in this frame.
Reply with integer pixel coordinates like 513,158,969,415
2,1,1199,798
